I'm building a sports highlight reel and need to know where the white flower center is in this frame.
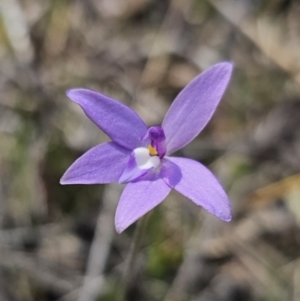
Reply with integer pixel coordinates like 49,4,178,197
134,147,160,170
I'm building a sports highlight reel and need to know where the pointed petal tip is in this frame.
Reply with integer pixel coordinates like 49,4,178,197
213,61,234,74
218,61,234,67
59,177,66,185
59,174,73,185
220,212,232,222
203,207,232,223
59,171,70,185
199,201,232,222
115,223,125,234
65,88,86,103
204,200,232,223
114,212,131,234
225,216,232,222
66,88,111,105
65,88,74,97
226,62,234,72
114,206,139,234
59,174,77,185
114,207,130,234
66,88,75,97
215,201,232,222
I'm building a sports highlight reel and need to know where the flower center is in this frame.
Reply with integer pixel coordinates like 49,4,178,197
119,146,160,184
134,147,160,170
148,144,158,156
119,126,166,184
142,126,166,158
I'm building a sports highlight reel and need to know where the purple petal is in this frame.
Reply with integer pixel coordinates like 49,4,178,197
162,63,233,154
60,142,130,184
163,157,232,221
66,89,148,150
115,176,171,233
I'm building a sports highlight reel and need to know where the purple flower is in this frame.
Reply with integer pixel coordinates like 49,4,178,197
60,63,233,233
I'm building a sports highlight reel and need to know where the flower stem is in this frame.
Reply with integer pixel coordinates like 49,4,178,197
118,215,149,301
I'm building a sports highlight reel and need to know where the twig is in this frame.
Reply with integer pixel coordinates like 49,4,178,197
0,0,34,64
118,215,149,301
77,183,122,301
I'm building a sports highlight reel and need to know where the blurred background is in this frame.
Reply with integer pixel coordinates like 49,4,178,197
1,0,300,300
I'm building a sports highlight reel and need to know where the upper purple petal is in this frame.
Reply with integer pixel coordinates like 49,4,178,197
162,63,233,154
66,89,148,150
162,157,232,221
115,174,171,233
60,142,130,184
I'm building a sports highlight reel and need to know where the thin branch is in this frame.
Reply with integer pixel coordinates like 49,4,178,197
77,184,122,301
118,215,150,301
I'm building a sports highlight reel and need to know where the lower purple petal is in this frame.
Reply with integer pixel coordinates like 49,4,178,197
163,157,232,221
115,176,171,233
60,142,130,184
